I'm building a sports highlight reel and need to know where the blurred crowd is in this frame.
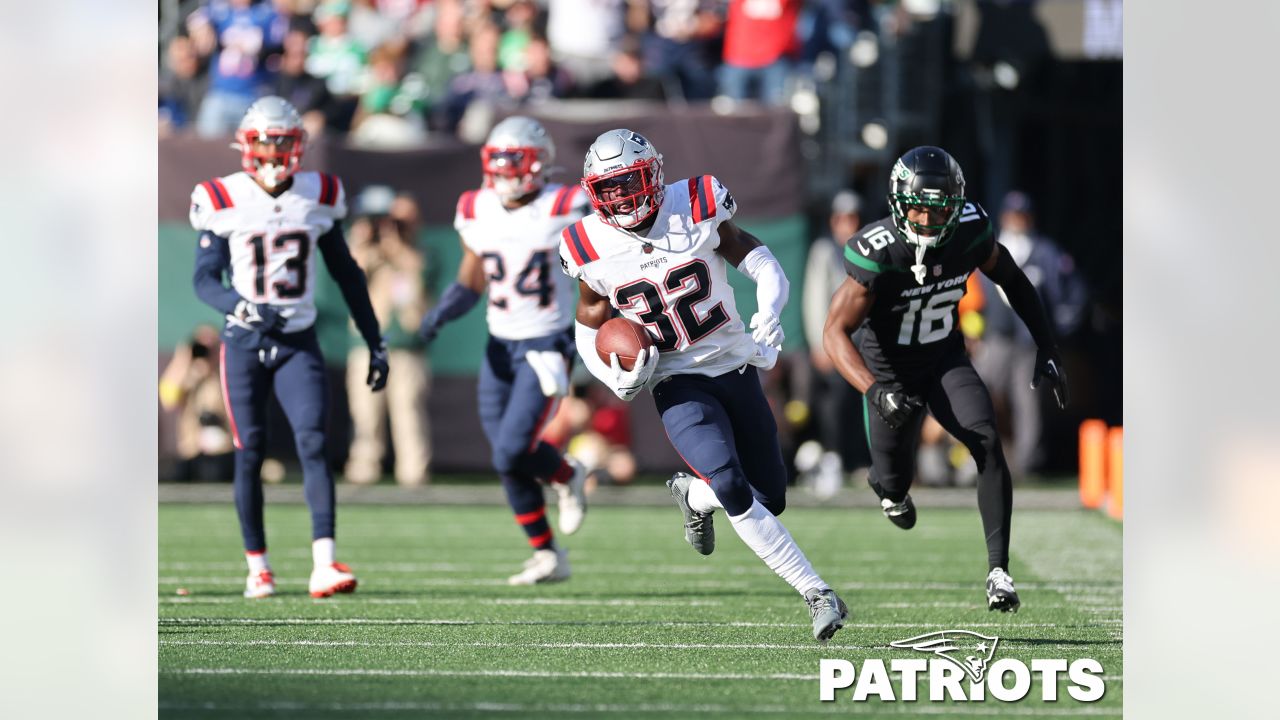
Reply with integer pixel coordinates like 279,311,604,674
159,0,887,145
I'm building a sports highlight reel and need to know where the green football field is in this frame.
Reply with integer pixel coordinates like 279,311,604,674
159,499,1122,718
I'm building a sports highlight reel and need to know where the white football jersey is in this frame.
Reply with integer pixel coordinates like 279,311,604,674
189,171,346,333
560,175,757,383
456,183,587,340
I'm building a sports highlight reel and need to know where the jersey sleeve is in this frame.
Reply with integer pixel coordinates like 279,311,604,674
558,238,582,281
314,172,348,227
842,227,894,291
709,175,736,224
189,178,234,231
454,189,481,250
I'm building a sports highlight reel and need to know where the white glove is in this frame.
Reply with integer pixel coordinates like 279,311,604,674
747,343,779,371
749,311,784,350
609,347,658,401
525,350,569,397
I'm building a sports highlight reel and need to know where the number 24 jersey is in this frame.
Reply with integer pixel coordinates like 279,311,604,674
189,170,347,334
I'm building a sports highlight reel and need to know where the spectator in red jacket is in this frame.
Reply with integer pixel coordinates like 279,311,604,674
718,0,800,106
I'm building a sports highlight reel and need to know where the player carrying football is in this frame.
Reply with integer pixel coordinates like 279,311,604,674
562,129,849,641
190,96,388,599
823,146,1069,612
417,116,588,586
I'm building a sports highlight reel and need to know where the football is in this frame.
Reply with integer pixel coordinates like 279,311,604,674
595,317,656,371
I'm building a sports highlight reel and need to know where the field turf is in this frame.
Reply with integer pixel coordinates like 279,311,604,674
159,500,1122,718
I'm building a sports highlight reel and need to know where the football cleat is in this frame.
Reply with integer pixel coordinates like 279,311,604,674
666,472,714,555
507,548,570,585
552,459,588,535
880,495,917,530
243,569,275,599
309,562,358,598
986,567,1021,613
804,587,850,642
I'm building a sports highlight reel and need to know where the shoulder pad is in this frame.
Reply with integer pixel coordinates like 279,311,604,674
561,220,601,267
843,222,901,275
549,184,585,217
197,177,235,211
316,172,343,208
456,189,480,222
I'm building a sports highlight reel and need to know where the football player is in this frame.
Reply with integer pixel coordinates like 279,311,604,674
822,146,1070,612
190,96,388,599
417,116,588,586
562,129,849,642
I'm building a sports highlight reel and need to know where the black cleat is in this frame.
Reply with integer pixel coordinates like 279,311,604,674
986,567,1021,613
880,495,917,530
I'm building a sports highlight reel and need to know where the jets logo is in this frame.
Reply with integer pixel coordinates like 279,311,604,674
890,631,999,684
893,159,912,181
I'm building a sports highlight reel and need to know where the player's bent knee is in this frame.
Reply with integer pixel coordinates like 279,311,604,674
760,495,786,517
966,424,1004,471
294,430,327,462
491,443,525,475
708,468,754,516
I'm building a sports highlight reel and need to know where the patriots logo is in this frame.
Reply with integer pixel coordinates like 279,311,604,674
889,630,999,684
628,132,649,147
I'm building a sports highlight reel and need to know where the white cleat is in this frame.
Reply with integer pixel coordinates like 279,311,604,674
243,570,275,599
309,562,358,598
553,459,588,535
507,548,571,586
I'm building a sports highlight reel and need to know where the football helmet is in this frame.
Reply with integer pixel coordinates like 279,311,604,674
482,116,555,203
582,129,664,230
234,96,306,189
887,146,966,248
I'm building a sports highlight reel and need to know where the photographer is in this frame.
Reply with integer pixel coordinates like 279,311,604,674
344,186,433,485
158,324,235,482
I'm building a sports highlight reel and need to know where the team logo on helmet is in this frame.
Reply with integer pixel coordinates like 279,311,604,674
890,631,1000,684
893,159,912,181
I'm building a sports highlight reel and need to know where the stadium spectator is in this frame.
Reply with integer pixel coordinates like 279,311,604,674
718,0,801,106
496,0,541,72
439,22,521,138
411,0,472,130
546,0,632,88
350,43,430,147
306,2,369,97
972,191,1087,477
159,35,210,134
347,0,401,51
344,186,432,486
271,29,339,139
546,385,638,489
801,190,868,488
190,0,284,138
515,34,576,104
641,0,724,101
158,325,235,482
577,33,667,101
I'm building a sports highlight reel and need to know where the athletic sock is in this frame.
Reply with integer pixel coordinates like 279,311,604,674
246,550,270,574
548,459,574,485
727,499,827,595
312,537,335,568
688,478,723,514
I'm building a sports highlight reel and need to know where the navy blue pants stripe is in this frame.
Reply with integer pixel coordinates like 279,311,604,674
221,327,335,551
652,366,787,517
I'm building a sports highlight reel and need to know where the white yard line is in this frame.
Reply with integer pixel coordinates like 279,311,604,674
160,639,864,651
159,617,1069,629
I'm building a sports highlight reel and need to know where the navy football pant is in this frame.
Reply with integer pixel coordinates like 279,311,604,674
653,366,787,518
863,351,1013,570
478,333,573,549
220,328,335,552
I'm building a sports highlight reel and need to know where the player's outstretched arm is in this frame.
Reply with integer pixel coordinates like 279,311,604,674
822,278,878,394
717,222,789,352
417,245,485,344
979,242,1069,408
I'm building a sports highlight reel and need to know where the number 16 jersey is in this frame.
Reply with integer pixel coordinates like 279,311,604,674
842,201,995,380
455,183,588,341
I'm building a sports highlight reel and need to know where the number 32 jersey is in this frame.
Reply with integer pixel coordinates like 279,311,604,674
456,183,588,340
842,202,995,379
189,171,346,333
560,175,758,384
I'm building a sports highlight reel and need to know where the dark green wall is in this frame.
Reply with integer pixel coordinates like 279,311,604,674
160,214,812,374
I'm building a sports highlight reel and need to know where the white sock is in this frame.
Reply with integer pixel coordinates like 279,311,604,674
246,551,270,573
727,500,827,596
688,478,723,513
312,537,336,568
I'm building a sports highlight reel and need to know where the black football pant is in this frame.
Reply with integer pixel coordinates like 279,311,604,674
863,351,1013,571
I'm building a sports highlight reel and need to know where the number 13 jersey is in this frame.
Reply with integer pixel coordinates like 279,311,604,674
456,183,588,341
189,170,347,334
560,175,758,383
842,201,995,379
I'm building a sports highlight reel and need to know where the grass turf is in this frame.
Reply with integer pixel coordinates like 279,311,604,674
159,501,1122,718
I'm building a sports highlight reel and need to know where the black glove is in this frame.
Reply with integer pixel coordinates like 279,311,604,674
367,342,390,392
1031,348,1069,409
417,313,441,345
868,382,923,430
233,300,286,333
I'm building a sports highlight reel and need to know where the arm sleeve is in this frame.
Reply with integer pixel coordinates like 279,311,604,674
984,243,1058,351
192,231,243,315
424,282,481,328
574,321,615,387
738,245,789,319
317,224,382,348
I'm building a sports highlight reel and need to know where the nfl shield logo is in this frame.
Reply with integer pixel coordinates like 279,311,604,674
932,265,943,277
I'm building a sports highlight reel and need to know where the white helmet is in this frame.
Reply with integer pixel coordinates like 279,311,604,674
482,116,555,203
234,95,306,189
582,129,665,230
